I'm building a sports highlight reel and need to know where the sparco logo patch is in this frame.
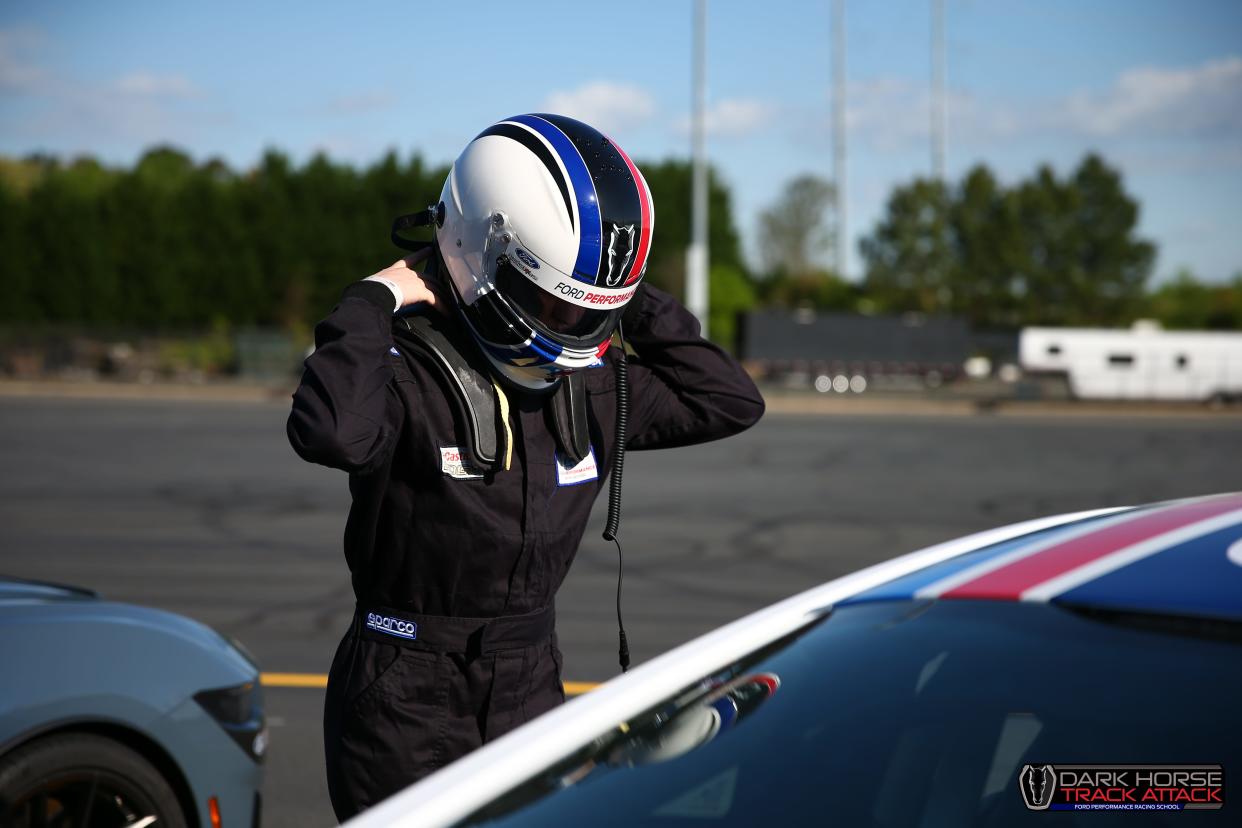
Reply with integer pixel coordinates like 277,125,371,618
366,612,417,640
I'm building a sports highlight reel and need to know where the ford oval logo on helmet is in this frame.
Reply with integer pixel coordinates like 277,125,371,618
514,248,540,270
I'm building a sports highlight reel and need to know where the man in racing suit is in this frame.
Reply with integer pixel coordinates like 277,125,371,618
286,113,764,821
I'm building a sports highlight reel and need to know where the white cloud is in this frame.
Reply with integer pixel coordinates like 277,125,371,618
115,72,202,99
0,27,230,153
692,98,774,137
1058,56,1242,137
318,91,396,116
785,77,950,153
841,77,931,149
1111,143,1242,177
809,54,1242,158
541,81,656,134
0,27,49,93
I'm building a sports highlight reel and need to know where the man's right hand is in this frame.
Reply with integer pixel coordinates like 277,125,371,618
367,248,449,311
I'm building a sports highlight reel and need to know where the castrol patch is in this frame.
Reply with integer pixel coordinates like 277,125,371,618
440,446,484,480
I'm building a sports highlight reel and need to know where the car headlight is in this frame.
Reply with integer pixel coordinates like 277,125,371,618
195,681,267,763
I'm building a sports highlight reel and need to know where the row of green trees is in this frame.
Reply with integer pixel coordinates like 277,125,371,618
756,154,1239,331
1,147,1237,339
861,155,1156,327
0,147,751,338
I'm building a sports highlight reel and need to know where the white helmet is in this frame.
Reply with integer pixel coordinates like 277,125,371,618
435,113,654,390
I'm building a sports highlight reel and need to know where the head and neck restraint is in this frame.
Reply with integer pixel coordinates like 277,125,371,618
390,208,594,473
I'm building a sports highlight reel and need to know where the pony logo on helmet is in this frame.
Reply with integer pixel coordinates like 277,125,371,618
434,113,654,390
606,224,637,287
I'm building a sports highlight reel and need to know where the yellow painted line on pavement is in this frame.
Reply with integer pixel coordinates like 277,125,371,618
261,672,328,688
261,673,601,696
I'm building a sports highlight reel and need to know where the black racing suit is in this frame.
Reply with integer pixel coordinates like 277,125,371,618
287,280,764,821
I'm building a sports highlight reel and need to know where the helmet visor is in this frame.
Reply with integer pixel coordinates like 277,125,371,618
494,258,615,342
467,289,531,347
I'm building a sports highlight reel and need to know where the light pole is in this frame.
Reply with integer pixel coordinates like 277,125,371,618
931,0,946,181
832,0,847,278
687,0,710,335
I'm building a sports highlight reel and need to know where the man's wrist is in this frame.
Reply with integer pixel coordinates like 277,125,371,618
362,276,404,312
342,279,402,313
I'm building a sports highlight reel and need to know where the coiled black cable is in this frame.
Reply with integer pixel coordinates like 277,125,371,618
602,322,630,672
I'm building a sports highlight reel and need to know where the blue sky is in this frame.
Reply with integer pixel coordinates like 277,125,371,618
2,0,1240,283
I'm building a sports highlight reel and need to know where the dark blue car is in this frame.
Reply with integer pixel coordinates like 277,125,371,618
349,493,1242,827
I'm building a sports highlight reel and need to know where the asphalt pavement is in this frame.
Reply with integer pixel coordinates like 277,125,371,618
1,393,1239,826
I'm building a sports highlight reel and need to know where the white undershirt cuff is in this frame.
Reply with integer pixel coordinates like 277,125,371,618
363,276,404,312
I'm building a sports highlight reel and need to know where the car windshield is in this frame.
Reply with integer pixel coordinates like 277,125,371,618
454,600,1242,827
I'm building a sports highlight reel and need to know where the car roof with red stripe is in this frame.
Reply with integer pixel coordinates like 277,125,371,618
839,492,1242,622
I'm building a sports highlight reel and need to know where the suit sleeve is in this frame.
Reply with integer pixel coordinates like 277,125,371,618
621,284,765,451
286,281,404,473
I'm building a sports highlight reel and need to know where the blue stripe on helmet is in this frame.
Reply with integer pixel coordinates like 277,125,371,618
529,331,565,362
507,114,602,285
481,340,548,366
480,333,563,366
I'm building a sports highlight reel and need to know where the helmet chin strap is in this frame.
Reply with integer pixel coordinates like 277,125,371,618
390,204,443,252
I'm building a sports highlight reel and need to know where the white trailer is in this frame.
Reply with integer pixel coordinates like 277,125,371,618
1020,322,1242,401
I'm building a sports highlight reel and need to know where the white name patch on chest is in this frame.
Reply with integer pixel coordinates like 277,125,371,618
440,446,484,480
555,447,599,487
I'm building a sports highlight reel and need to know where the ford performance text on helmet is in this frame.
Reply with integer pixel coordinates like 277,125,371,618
436,113,654,389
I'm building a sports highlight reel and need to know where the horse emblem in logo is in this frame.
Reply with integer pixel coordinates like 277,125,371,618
604,223,636,287
1019,764,1057,810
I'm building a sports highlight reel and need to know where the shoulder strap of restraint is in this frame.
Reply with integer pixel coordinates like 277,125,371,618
388,242,593,472
395,312,509,473
396,313,593,472
547,371,591,467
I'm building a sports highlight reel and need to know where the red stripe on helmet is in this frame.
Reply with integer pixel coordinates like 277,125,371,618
609,139,652,286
